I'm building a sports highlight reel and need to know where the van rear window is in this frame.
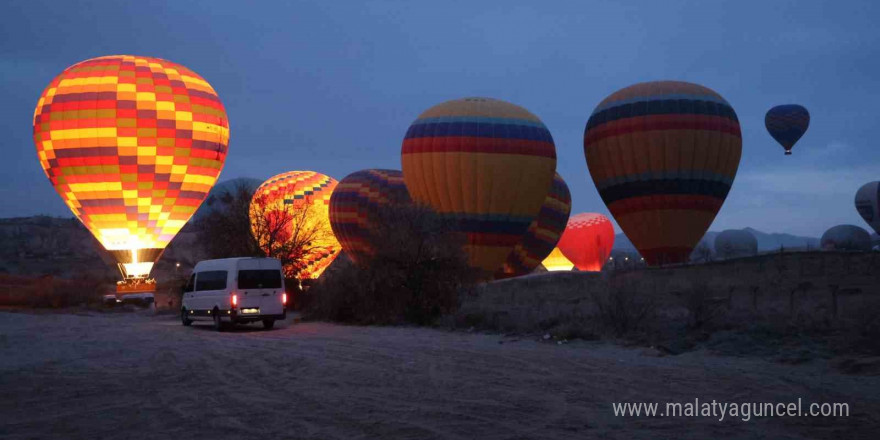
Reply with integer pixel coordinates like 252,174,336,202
195,271,227,291
238,270,282,289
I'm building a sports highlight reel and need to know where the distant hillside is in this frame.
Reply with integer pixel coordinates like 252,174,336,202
742,227,820,251
0,212,855,282
613,228,821,256
0,178,262,283
0,216,117,280
0,217,206,283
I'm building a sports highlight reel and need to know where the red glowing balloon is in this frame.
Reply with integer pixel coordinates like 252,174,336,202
557,213,615,272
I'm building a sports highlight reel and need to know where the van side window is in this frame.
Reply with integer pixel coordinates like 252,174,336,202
238,270,282,289
184,274,196,293
195,270,228,291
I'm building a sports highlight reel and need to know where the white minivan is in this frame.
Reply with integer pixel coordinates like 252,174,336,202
181,257,287,330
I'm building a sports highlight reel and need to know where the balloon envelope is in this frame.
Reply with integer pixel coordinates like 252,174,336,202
329,169,411,263
765,104,809,155
498,172,572,277
250,171,339,279
557,213,615,272
584,81,742,266
401,97,557,275
855,181,880,235
541,247,574,272
820,225,871,251
32,55,229,279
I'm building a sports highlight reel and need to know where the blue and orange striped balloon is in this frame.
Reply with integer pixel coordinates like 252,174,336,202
401,97,557,275
498,172,571,277
584,81,742,266
329,169,411,263
765,104,809,155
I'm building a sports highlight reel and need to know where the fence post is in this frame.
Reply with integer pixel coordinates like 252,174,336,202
750,285,760,312
829,284,839,319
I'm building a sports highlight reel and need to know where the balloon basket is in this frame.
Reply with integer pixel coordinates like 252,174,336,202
116,278,157,295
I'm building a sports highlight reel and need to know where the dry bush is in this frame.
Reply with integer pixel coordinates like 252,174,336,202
306,203,478,325
840,297,880,355
681,282,728,330
0,274,109,308
589,282,658,337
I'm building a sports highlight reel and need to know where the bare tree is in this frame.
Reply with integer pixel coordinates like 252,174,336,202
693,241,713,263
194,183,263,259
249,189,336,279
720,242,734,260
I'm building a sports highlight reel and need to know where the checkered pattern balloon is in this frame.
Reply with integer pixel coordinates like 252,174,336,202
32,55,229,277
250,171,340,280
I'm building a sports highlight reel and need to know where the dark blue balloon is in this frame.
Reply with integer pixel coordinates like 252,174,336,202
765,104,810,155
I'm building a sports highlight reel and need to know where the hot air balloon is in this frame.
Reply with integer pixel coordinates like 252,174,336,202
541,247,574,272
32,55,229,293
329,169,411,263
498,172,572,278
401,97,557,276
250,171,339,280
714,229,758,259
765,104,809,155
584,81,742,266
557,213,615,272
820,225,871,251
855,181,880,235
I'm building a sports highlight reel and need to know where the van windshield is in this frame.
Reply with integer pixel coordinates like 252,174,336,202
238,270,282,289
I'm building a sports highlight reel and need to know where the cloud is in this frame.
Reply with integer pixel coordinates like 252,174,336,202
737,163,878,197
804,140,850,159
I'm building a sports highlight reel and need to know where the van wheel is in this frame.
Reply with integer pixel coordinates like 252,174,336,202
212,309,223,332
181,308,192,326
262,319,275,330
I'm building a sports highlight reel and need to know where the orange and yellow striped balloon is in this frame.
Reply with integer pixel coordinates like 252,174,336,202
401,97,557,276
32,55,229,279
584,81,741,266
250,171,339,280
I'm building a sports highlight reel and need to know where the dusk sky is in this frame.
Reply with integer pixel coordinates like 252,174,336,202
2,0,878,237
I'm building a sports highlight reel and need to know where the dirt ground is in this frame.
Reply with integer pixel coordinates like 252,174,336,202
1,311,878,440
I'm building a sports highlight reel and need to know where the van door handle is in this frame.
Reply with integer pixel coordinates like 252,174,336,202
261,293,270,297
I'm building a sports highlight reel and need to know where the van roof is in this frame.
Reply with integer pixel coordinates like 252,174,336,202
193,257,282,271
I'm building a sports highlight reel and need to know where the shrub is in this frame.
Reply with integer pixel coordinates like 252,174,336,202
590,282,658,337
306,203,478,325
681,282,727,330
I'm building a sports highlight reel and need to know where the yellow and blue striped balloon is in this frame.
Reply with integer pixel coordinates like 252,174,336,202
402,97,557,275
584,81,742,266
